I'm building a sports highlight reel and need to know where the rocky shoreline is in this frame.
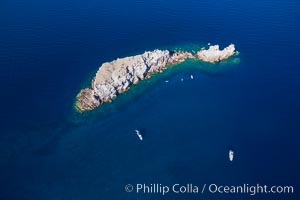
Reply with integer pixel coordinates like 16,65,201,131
75,44,237,112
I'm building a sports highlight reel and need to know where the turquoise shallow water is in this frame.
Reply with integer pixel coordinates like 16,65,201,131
0,0,300,199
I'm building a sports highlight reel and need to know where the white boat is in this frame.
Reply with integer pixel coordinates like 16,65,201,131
135,129,143,141
229,150,234,161
190,75,194,79
165,80,169,83
181,78,184,82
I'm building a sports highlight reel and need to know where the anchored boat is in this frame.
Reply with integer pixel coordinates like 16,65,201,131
135,129,143,141
229,149,234,161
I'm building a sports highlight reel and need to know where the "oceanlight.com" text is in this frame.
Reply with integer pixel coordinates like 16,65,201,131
124,183,294,196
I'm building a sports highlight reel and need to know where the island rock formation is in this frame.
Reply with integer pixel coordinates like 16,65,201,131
197,44,235,63
76,44,237,112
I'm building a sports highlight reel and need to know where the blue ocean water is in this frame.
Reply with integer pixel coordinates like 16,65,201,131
0,0,300,199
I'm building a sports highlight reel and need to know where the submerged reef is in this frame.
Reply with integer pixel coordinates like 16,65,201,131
75,44,237,112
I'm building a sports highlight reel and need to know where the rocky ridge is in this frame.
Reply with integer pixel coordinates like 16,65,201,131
76,44,236,112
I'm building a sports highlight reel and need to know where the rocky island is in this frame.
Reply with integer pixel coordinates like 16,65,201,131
75,44,237,112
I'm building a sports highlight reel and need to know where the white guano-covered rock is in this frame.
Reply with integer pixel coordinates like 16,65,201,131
197,44,236,63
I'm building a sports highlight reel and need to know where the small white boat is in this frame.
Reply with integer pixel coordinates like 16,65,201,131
208,42,211,45
181,78,184,82
190,75,194,79
135,129,143,141
229,150,234,161
165,80,169,83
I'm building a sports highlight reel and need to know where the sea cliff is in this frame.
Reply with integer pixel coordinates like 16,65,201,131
75,44,237,112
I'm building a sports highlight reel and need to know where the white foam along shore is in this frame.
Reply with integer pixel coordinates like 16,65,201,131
76,44,236,112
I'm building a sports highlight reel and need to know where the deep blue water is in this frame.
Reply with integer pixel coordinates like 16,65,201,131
1,0,300,199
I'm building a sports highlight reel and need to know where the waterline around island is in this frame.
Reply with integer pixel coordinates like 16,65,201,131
75,43,240,113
